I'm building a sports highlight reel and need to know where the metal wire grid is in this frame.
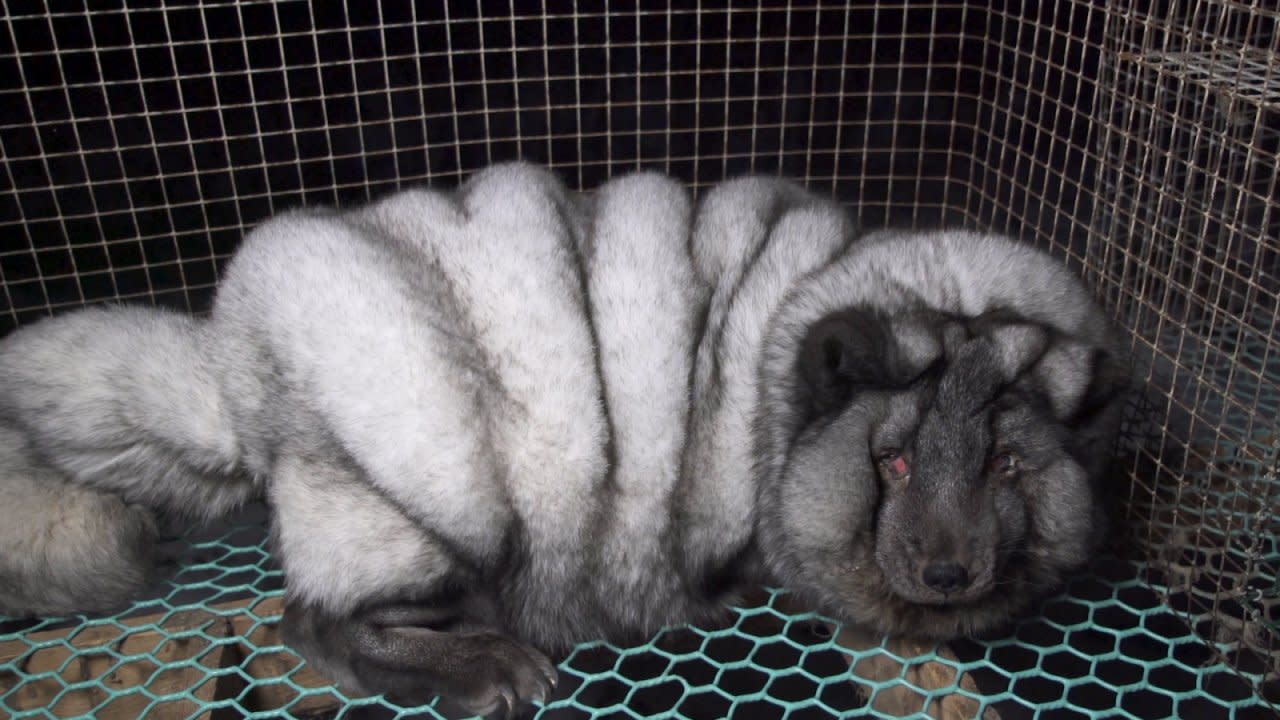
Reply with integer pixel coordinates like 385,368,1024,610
951,0,1279,697
1088,0,1280,687
0,0,1278,717
0,2,976,333
961,1,1106,257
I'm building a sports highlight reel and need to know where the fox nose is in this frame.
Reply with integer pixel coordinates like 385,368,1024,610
922,562,970,593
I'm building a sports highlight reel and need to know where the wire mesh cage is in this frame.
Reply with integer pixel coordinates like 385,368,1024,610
0,1,1277,718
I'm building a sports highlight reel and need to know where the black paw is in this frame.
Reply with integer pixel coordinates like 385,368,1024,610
426,631,557,719
282,599,558,719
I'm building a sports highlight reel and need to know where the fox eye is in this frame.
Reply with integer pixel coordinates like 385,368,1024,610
876,448,910,483
986,451,1019,477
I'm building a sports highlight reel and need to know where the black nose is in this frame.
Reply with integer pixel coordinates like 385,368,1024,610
922,562,970,593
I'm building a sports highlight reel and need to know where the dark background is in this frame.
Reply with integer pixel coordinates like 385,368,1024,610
0,1,1103,335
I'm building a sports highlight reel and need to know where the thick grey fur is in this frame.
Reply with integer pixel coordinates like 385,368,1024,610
0,164,1125,717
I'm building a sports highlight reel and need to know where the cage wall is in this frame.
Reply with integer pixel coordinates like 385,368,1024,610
0,1,983,332
1,1,1277,718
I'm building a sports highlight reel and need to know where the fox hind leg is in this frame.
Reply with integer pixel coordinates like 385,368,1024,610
0,426,158,617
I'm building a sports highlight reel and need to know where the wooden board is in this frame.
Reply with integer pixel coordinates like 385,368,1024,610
834,623,1000,720
770,591,1000,720
0,596,345,717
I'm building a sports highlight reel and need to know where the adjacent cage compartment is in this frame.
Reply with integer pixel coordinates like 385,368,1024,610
0,2,1276,718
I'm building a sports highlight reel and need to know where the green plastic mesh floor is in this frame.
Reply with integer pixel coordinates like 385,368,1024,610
1,494,1276,719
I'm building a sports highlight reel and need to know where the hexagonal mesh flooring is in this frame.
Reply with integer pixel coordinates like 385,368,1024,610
1,503,1275,718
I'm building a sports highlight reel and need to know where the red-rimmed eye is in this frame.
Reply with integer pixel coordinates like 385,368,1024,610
876,448,910,482
986,451,1018,476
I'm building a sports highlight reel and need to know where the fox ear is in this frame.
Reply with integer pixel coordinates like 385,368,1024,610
796,308,905,421
963,309,1052,381
965,308,1127,422
1062,345,1129,425
1025,338,1096,419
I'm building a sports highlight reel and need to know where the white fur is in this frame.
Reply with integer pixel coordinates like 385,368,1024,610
581,172,702,626
436,165,607,562
0,306,250,516
270,452,452,614
0,424,157,616
214,210,513,564
682,193,851,571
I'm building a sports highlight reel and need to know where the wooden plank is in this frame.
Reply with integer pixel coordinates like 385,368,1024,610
1,596,346,717
232,597,346,715
771,591,1000,720
835,623,1000,720
2,609,234,719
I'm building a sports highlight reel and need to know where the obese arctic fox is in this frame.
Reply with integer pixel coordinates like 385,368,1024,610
0,164,1124,716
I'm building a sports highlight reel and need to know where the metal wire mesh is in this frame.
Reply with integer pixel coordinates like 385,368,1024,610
1096,0,1279,693
1,1,1277,718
